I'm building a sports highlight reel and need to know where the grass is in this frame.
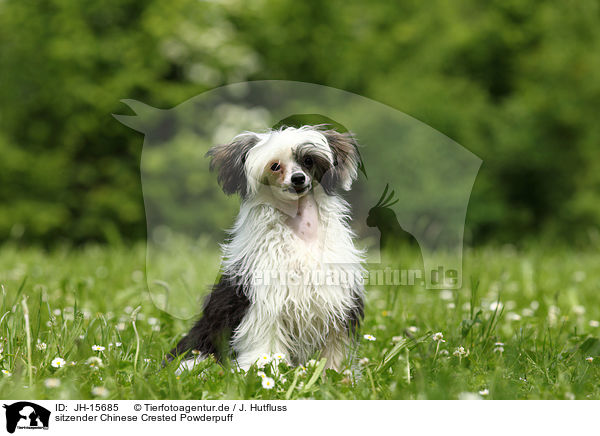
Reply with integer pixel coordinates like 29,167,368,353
1,242,599,400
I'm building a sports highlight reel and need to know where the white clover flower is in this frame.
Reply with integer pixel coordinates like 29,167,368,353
147,317,159,326
261,377,275,389
494,346,504,353
86,356,104,368
342,369,352,377
256,353,271,368
79,335,85,340
407,326,419,334
506,312,522,321
51,357,66,368
115,342,122,347
573,271,586,282
36,342,47,351
358,357,370,366
439,349,449,356
522,308,534,317
363,334,376,341
391,335,404,342
91,345,105,352
447,303,456,309
573,305,586,316
479,388,489,396
91,386,109,398
585,356,594,363
1,369,11,376
44,378,61,388
432,332,445,342
489,302,503,311
272,352,286,363
453,346,469,357
440,289,453,300
589,320,600,328
458,392,481,400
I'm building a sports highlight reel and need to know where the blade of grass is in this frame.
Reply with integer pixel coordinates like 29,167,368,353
285,368,301,399
131,306,142,373
304,358,327,390
21,296,33,387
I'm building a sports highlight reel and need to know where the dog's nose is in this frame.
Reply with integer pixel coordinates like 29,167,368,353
291,173,306,185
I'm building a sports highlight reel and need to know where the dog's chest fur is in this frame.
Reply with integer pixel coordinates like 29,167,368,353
223,192,363,366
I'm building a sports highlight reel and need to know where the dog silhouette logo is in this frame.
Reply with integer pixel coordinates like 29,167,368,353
114,81,481,319
2,402,50,433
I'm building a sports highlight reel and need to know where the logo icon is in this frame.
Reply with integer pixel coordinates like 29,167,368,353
2,402,50,434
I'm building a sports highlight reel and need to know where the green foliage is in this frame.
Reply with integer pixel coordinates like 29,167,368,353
0,0,256,244
1,243,600,399
1,0,600,244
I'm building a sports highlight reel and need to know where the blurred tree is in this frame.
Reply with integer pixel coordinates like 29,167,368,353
230,0,600,245
1,0,599,246
0,0,258,244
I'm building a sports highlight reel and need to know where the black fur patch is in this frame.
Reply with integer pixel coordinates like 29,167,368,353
293,143,335,193
346,286,364,337
167,275,250,362
318,128,361,194
207,134,258,197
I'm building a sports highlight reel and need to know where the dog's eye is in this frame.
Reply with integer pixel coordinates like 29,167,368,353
303,156,313,168
270,162,281,172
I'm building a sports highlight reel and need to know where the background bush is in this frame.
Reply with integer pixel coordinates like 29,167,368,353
1,0,599,246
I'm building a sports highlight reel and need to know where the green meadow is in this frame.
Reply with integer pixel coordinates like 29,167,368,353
1,243,598,400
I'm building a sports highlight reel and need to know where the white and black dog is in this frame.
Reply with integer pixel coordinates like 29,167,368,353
168,125,365,371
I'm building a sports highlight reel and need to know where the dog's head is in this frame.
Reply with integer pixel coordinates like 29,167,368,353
207,125,360,200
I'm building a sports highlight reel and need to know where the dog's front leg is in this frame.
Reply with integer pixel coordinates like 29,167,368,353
232,330,288,372
234,343,289,372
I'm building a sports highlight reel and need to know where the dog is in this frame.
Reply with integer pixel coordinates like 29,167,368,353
168,125,365,372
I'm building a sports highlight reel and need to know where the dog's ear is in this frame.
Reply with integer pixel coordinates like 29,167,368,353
320,129,360,193
207,133,258,196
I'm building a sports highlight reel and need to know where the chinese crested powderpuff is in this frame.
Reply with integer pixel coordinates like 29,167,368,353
168,125,365,372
